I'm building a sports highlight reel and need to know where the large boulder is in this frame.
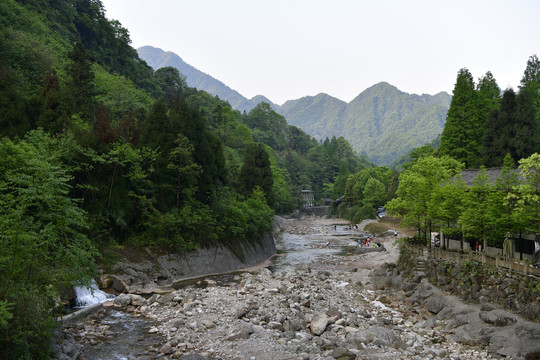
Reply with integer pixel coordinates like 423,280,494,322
479,310,517,327
367,326,397,346
424,296,446,314
113,293,132,307
310,313,329,336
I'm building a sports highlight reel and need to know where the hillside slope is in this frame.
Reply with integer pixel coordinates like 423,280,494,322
281,83,451,164
138,46,451,165
138,46,271,111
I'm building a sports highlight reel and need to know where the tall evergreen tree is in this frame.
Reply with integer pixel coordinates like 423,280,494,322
65,42,96,121
238,143,274,206
0,63,31,137
476,71,501,145
482,89,516,166
482,109,502,167
332,161,349,199
514,87,539,160
439,68,480,167
140,99,172,150
520,54,540,88
519,54,540,121
37,70,65,134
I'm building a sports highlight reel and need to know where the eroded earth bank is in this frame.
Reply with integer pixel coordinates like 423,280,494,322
57,215,540,360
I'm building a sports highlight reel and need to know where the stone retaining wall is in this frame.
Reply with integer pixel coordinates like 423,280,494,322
102,233,276,294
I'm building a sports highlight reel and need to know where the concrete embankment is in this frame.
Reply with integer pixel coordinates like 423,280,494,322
100,232,276,295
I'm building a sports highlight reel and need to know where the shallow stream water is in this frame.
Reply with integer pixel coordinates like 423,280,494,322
80,220,367,358
81,310,162,359
270,223,367,272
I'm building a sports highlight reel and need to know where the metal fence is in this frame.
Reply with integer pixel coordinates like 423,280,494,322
403,241,540,278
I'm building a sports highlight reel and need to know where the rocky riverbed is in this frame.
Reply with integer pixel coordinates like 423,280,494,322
57,216,540,359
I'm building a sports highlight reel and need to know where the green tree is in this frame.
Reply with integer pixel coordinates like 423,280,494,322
0,63,32,137
244,103,287,150
520,54,540,87
482,89,516,166
93,68,153,123
152,66,186,102
238,143,274,206
439,68,480,167
167,134,202,209
65,42,96,121
487,154,522,247
140,99,172,150
0,130,98,358
333,161,350,199
402,144,436,170
458,167,493,251
37,70,66,134
476,71,501,153
349,167,391,206
515,153,540,235
519,54,540,124
362,177,386,208
386,156,464,244
429,175,467,250
514,87,539,160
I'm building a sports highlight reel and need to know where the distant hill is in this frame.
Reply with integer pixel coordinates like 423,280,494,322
281,83,451,165
138,46,451,165
137,46,271,112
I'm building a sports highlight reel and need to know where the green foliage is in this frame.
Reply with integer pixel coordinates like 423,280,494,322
238,143,274,206
0,130,98,359
65,42,96,121
134,204,209,253
458,167,492,249
534,282,540,297
94,67,153,122
390,152,540,251
439,68,481,167
362,177,386,208
332,161,350,199
0,1,383,354
271,163,296,214
349,205,376,224
167,134,202,209
152,66,186,101
482,89,516,166
515,153,540,233
343,166,392,210
213,187,274,243
386,156,464,243
244,102,288,150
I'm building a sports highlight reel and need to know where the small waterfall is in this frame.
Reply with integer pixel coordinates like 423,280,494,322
73,279,115,308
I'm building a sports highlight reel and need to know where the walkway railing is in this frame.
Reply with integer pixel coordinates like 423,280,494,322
402,242,540,278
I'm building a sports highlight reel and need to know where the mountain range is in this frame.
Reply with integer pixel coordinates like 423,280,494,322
138,45,451,165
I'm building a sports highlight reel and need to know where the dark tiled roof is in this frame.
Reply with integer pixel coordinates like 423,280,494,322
451,167,522,186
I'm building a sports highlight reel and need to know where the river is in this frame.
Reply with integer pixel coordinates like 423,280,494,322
65,216,539,359
75,217,370,359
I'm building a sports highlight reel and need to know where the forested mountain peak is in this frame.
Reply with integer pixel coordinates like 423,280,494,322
282,82,452,165
137,46,451,165
138,45,263,111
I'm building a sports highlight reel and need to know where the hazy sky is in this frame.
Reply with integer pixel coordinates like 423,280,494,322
101,0,540,105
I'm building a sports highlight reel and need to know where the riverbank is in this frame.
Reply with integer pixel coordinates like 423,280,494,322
57,215,539,359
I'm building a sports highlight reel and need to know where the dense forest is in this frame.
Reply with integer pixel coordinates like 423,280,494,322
0,0,369,357
2,0,539,358
386,57,540,253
